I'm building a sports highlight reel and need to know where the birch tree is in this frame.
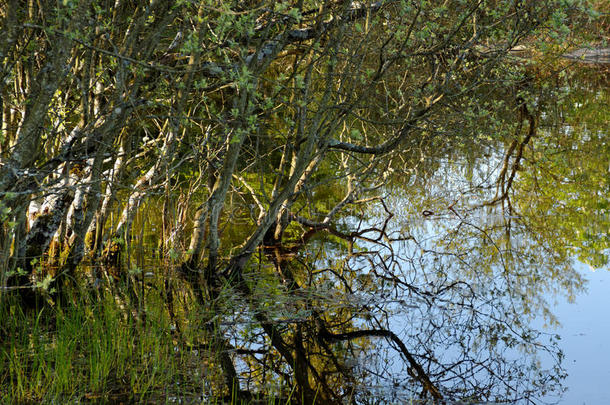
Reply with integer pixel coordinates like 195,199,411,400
0,0,595,401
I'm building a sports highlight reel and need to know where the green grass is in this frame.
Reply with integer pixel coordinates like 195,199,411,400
0,286,206,403
1,278,320,404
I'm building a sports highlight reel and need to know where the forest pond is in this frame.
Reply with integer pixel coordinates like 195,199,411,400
319,61,609,403
119,61,608,403
1,2,608,400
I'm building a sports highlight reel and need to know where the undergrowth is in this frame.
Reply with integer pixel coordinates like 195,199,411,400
1,286,206,403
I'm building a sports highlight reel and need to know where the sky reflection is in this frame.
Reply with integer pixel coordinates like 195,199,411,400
541,263,610,404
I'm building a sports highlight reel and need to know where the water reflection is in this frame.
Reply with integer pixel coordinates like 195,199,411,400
120,65,606,403
537,263,610,404
329,204,571,402
343,65,608,402
4,63,605,404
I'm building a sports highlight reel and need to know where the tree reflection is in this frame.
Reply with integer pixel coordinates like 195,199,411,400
203,66,607,403
2,1,606,402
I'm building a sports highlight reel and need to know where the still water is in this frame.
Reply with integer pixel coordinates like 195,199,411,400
136,61,606,403
356,61,610,402
91,59,610,403
543,264,610,404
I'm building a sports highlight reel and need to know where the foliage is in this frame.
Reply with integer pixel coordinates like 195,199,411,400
0,0,605,403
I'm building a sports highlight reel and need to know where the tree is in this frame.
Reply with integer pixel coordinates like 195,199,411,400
0,0,598,402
